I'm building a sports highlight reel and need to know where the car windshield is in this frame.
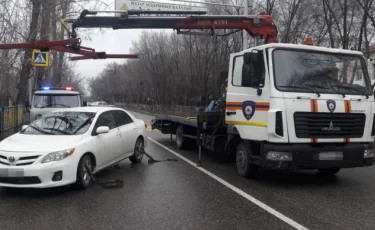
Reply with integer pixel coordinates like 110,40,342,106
33,94,80,108
273,49,373,96
21,112,96,135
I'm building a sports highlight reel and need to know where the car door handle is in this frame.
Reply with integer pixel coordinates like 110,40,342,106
226,111,236,116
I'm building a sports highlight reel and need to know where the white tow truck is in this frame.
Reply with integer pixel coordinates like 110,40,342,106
152,42,375,177
67,9,375,177
27,87,86,122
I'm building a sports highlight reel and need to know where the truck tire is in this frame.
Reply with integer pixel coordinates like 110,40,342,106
236,142,259,178
176,125,188,149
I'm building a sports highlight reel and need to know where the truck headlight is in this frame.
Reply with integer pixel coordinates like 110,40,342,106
364,149,374,158
266,151,293,161
42,148,75,163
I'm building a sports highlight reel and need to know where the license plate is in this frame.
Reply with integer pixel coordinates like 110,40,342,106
319,152,343,161
0,168,24,177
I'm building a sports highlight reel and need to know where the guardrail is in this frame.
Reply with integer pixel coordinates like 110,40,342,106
0,105,26,139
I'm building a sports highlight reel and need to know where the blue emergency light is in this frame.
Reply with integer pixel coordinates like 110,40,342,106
40,86,74,91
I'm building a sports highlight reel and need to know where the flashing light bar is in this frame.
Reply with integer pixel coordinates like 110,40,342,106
41,86,75,91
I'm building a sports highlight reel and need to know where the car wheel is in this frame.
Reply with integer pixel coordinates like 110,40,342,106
236,142,259,178
130,138,144,163
73,155,93,190
318,168,340,176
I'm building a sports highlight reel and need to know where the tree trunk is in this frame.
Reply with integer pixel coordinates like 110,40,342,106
16,0,42,104
342,0,348,49
55,0,69,86
35,0,52,88
50,0,58,85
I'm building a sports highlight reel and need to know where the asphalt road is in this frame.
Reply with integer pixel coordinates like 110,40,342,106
0,111,374,230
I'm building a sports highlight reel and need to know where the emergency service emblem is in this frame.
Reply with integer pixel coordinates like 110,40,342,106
326,100,336,113
242,101,256,120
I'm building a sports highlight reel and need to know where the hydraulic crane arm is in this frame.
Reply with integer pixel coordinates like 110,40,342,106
0,36,139,61
70,10,278,44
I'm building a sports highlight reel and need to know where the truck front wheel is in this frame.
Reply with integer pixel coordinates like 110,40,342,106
236,142,259,178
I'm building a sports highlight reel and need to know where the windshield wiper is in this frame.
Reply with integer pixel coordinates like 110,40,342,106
53,104,71,108
278,85,321,97
72,118,92,134
43,128,71,135
40,104,71,108
28,125,55,135
332,84,369,99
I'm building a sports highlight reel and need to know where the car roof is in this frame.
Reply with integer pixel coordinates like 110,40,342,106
48,106,125,113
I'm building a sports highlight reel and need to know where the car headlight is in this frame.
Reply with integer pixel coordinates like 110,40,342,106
41,148,75,163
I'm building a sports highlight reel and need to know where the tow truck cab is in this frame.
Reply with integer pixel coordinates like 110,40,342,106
227,43,375,173
29,87,82,122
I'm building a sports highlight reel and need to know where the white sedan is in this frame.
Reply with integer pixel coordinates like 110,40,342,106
0,107,147,189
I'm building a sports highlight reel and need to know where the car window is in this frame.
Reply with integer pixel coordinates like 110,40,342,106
113,110,133,127
93,111,116,132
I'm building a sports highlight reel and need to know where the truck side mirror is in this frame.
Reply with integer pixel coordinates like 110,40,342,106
82,101,87,107
242,52,263,88
244,52,258,64
242,63,261,87
25,100,30,109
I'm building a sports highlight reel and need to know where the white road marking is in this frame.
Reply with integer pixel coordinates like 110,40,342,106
149,137,309,230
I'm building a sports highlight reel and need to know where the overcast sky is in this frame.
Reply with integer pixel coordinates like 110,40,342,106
74,28,143,79
74,0,204,83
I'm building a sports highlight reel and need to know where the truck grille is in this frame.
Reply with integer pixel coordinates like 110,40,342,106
294,112,365,138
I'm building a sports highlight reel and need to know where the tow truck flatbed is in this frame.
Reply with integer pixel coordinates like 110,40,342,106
152,114,208,133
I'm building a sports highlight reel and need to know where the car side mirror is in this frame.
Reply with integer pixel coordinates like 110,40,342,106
21,125,28,130
96,126,109,135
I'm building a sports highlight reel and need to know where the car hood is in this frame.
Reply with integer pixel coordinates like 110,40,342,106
0,133,83,153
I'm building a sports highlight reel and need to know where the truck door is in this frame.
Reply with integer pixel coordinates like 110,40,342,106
225,51,271,141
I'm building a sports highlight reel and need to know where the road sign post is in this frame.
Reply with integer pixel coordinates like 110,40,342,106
32,49,50,67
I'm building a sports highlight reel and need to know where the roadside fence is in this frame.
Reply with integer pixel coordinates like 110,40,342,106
0,105,28,140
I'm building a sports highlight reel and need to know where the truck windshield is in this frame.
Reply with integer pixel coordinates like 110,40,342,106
33,94,79,108
21,112,96,135
273,49,373,96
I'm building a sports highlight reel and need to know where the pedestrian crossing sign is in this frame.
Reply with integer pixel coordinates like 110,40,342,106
32,49,49,67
